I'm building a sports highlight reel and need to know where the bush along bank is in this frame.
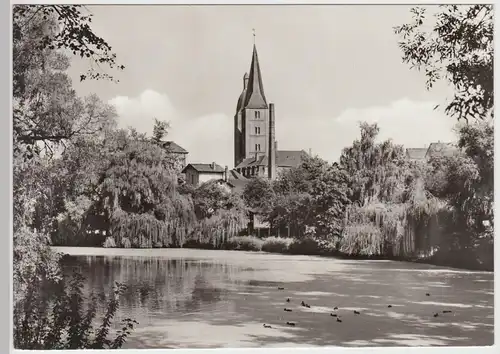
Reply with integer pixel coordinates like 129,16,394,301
101,234,493,272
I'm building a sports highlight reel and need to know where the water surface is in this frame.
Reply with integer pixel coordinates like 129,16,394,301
55,247,494,348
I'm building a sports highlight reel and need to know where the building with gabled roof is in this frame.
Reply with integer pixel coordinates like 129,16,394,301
405,142,459,162
426,142,458,158
406,147,428,161
159,140,189,171
182,162,227,186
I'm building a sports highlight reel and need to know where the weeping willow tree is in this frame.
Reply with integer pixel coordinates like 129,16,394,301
339,123,445,257
191,180,248,248
85,128,197,248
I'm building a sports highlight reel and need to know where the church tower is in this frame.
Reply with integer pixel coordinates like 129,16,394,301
234,44,276,179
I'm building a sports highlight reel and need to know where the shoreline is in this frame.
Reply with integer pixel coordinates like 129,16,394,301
51,246,494,274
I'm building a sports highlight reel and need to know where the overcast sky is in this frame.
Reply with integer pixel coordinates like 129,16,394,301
68,5,458,168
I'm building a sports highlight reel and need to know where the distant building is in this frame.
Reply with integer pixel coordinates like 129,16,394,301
233,44,307,181
234,150,310,178
406,147,428,162
182,162,227,186
160,141,188,171
426,142,459,159
406,142,459,162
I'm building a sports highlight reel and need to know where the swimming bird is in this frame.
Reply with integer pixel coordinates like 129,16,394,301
387,305,393,308
278,287,285,290
286,298,290,302
426,293,430,296
305,303,311,308
354,310,361,315
443,310,452,314
336,317,342,323
286,321,296,326
433,313,439,317
301,301,306,306
333,306,338,310
330,313,337,317
263,324,272,328
284,308,292,312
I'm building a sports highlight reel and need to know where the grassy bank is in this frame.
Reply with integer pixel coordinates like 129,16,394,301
98,235,493,272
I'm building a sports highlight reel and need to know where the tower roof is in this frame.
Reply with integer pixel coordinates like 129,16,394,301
236,72,249,112
243,45,268,110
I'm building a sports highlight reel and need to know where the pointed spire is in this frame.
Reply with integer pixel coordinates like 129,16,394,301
243,44,268,109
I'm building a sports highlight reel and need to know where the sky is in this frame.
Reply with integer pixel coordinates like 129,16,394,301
68,5,458,168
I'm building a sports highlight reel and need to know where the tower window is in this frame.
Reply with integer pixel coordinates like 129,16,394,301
255,111,260,119
255,126,261,135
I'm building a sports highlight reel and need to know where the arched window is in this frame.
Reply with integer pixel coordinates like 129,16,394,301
255,127,258,135
255,143,258,151
257,127,261,134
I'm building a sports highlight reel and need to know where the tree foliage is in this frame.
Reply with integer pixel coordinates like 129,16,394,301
13,5,118,160
395,4,494,263
394,5,493,121
268,155,350,239
12,5,138,349
243,177,275,213
14,272,137,349
13,5,125,83
339,122,412,205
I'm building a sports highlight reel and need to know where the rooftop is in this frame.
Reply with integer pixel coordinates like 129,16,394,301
235,150,308,169
161,141,188,154
182,163,225,174
406,148,428,160
242,45,268,110
426,142,459,158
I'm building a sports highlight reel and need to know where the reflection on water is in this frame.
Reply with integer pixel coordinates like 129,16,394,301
62,256,243,322
60,252,494,349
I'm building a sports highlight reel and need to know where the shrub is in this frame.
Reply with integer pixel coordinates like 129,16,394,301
102,237,116,248
339,223,384,256
13,271,138,349
153,241,163,248
226,236,263,251
288,237,321,255
139,238,152,248
261,237,293,253
121,237,131,248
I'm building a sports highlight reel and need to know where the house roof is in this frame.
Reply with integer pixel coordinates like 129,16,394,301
235,150,308,170
235,155,267,169
426,142,458,158
182,163,225,174
406,148,428,160
162,141,188,154
277,150,309,168
242,45,268,110
227,169,250,193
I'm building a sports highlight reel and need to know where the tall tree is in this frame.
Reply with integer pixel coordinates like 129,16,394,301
270,155,350,239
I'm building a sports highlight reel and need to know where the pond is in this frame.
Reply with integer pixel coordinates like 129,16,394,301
54,247,494,348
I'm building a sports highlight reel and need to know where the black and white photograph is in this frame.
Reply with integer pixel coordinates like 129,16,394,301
11,2,494,350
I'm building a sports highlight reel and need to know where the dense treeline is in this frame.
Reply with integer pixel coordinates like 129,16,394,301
239,5,494,270
12,4,494,348
13,5,136,349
